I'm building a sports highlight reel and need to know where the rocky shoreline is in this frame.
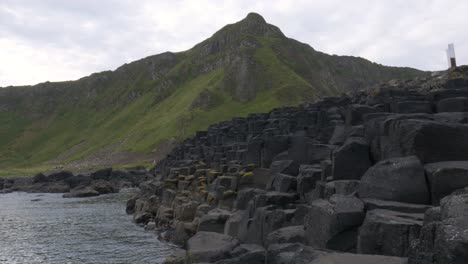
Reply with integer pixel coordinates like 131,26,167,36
0,167,150,198
127,66,468,263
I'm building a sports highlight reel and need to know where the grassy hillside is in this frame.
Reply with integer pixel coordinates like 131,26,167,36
0,13,426,175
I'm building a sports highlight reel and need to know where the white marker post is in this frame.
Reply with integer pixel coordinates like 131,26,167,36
446,43,457,68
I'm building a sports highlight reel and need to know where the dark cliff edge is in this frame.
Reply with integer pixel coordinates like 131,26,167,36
123,66,468,264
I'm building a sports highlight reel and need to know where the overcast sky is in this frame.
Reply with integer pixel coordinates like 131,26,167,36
0,0,466,87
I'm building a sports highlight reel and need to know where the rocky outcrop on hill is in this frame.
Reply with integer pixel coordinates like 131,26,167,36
128,66,468,263
0,167,150,197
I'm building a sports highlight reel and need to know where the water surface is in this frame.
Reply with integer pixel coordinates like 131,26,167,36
0,190,175,264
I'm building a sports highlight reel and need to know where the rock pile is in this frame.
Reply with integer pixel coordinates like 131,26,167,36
0,167,149,197
128,66,468,263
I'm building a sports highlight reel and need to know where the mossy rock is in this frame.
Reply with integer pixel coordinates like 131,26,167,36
223,190,237,199
185,175,195,181
240,171,254,185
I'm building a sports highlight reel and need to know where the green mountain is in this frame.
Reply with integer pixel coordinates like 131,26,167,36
0,13,425,174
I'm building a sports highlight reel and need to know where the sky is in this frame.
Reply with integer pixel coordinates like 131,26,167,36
0,0,467,87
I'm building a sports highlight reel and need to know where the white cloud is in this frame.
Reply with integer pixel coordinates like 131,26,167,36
0,0,467,86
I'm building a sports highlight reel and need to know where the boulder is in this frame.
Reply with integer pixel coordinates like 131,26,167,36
424,161,468,205
369,118,468,163
358,156,430,204
91,180,116,194
304,195,365,249
198,208,232,233
358,209,423,257
332,137,371,180
186,231,240,263
265,225,306,248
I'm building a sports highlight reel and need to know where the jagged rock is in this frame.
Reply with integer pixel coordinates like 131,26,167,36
332,137,371,180
357,209,423,257
424,161,468,205
265,225,306,247
186,231,240,263
358,156,430,204
304,195,365,249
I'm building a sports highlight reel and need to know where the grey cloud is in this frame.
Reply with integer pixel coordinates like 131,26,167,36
0,0,467,86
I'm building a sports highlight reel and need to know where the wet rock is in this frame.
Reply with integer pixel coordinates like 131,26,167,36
358,156,429,204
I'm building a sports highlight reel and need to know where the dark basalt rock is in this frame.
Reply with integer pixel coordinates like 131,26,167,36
358,156,430,204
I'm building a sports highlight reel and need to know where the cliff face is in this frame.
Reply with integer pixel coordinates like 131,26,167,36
128,66,468,263
0,13,425,171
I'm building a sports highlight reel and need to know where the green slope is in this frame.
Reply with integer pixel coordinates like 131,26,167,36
0,13,427,175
